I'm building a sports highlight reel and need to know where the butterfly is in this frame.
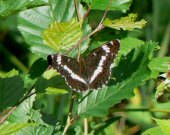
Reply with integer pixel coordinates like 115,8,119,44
47,39,120,92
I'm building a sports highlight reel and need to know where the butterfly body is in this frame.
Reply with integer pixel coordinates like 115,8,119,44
47,39,120,92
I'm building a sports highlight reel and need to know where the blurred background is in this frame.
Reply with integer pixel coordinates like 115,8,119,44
0,0,170,134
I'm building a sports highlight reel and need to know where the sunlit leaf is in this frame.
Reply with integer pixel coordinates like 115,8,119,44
154,118,170,135
7,95,36,123
43,19,82,51
0,0,48,18
83,0,132,12
150,57,170,72
43,69,59,80
142,127,163,135
0,69,19,78
18,0,91,58
104,13,147,31
0,122,34,135
45,87,68,95
18,6,54,58
36,75,70,95
143,118,170,135
16,125,54,135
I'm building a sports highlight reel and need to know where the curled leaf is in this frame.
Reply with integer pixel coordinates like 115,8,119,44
104,13,147,31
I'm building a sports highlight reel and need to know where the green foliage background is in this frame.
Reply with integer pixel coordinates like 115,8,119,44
0,0,170,135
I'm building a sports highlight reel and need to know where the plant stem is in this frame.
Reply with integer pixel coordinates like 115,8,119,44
73,0,81,60
111,108,170,113
63,18,104,55
0,85,35,125
64,0,112,55
62,91,76,135
84,118,88,135
74,0,81,22
98,0,112,26
83,5,92,22
0,106,17,125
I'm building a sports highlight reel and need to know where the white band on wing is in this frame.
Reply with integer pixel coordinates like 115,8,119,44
89,56,106,83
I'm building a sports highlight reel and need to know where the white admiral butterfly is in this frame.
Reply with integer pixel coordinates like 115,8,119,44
47,39,120,92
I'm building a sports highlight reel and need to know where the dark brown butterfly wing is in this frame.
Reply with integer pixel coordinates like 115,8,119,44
85,40,120,90
47,54,88,91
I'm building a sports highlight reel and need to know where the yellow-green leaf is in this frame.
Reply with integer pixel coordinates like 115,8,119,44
0,122,35,135
153,118,170,135
103,13,147,31
43,18,82,52
43,69,59,80
45,87,68,95
0,69,19,78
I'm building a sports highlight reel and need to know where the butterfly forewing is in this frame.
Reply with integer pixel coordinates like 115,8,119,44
48,54,88,91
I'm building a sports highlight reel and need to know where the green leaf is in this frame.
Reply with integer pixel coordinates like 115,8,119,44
18,0,91,58
0,69,19,78
43,19,82,52
18,6,55,58
51,0,76,22
45,87,68,95
154,118,170,135
0,122,34,135
142,127,163,135
36,75,69,95
149,57,170,78
15,125,54,135
43,69,59,80
119,37,144,55
150,57,170,72
143,118,170,135
7,94,56,126
91,117,120,134
29,58,48,79
83,0,132,12
77,40,157,117
39,69,69,95
0,76,24,110
7,95,59,134
0,0,48,18
7,94,36,123
82,0,93,4
104,13,147,31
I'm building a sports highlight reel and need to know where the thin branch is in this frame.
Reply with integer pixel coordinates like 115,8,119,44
111,108,170,113
68,91,76,118
74,0,82,60
0,106,17,125
63,23,104,55
0,85,35,125
63,0,112,55
62,91,76,135
84,118,88,135
98,0,112,26
74,0,81,22
83,5,92,22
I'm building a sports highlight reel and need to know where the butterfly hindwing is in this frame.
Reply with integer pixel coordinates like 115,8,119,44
85,40,120,89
